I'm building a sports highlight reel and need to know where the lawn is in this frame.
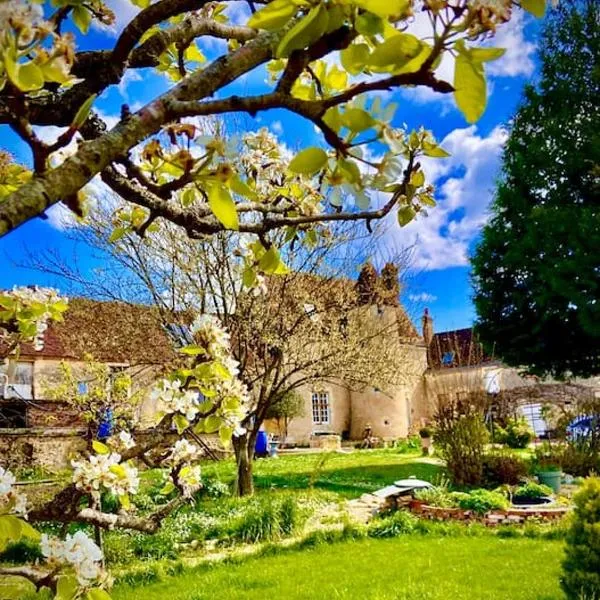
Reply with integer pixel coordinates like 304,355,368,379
202,448,444,498
113,535,565,600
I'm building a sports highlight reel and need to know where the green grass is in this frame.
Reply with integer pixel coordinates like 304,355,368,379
113,535,565,600
201,449,444,498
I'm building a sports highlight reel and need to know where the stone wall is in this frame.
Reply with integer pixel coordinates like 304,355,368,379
409,502,569,525
0,428,86,471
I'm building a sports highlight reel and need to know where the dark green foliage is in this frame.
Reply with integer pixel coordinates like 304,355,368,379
482,451,528,486
513,482,553,500
452,489,509,515
561,477,600,599
368,511,418,538
0,538,43,563
502,418,534,449
472,0,600,379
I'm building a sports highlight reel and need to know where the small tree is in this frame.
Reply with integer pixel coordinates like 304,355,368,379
561,477,600,600
264,390,305,441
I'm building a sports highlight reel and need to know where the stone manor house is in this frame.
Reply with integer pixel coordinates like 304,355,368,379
1,296,598,469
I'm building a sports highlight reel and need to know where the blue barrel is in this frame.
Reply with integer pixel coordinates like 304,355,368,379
255,430,268,456
97,408,114,440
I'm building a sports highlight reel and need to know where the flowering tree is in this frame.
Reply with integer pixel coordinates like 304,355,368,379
0,287,248,598
0,0,545,252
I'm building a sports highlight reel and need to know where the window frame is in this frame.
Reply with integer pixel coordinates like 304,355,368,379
311,391,331,425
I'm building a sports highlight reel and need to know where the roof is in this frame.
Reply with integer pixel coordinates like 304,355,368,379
11,298,177,365
428,327,494,370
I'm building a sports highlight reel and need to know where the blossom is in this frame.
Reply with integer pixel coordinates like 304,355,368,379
71,452,139,499
190,314,231,359
0,466,16,495
169,439,199,465
150,379,202,422
117,430,135,450
41,531,104,586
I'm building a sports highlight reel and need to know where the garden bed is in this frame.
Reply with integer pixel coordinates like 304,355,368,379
409,502,569,525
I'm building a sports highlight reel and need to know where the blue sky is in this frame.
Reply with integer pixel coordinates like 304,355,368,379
0,1,542,334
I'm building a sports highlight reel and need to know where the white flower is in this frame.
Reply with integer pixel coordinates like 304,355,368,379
150,379,201,422
41,531,104,586
118,430,135,449
0,467,16,495
71,452,139,499
169,439,199,466
190,314,231,359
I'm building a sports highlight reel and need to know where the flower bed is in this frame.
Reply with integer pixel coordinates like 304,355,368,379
408,502,569,526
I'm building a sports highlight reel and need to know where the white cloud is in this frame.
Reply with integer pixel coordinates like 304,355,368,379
388,125,508,271
270,120,283,134
486,11,536,78
409,292,438,303
118,69,143,100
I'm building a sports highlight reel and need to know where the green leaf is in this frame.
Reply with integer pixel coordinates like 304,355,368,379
276,4,329,58
0,576,36,599
369,34,422,70
397,205,416,226
410,170,425,187
340,43,370,76
56,575,78,600
454,53,486,124
469,47,506,63
354,0,409,19
219,424,233,447
87,589,113,600
203,414,221,434
341,108,376,132
521,0,546,17
179,344,206,356
229,176,258,200
92,440,110,455
130,0,151,7
258,245,289,275
288,147,328,175
4,54,44,92
119,494,131,510
108,226,128,243
160,481,175,495
355,12,383,36
72,5,92,34
422,141,450,158
247,0,297,31
208,184,239,230
72,94,97,129
173,413,189,434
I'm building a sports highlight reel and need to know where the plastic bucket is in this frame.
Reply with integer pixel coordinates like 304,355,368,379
538,470,561,494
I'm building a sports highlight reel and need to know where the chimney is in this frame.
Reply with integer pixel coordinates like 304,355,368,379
421,308,434,346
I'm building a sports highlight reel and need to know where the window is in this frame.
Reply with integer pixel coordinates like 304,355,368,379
311,391,330,425
441,351,455,366
0,361,33,400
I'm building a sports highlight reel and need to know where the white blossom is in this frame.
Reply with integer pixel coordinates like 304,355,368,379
190,314,231,359
169,439,199,465
71,452,139,499
0,466,16,495
41,531,104,586
150,379,202,422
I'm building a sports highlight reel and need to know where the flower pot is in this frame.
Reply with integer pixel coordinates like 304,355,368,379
537,470,561,494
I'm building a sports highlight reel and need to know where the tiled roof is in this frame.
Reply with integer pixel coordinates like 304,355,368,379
12,298,178,365
428,327,494,370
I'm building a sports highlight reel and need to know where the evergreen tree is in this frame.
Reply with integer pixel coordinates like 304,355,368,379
472,0,600,378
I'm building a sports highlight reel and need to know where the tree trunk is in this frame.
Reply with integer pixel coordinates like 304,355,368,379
233,431,255,497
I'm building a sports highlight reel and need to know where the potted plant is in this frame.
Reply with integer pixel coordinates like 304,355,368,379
533,445,562,493
419,426,433,456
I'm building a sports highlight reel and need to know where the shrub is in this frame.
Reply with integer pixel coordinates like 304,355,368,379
559,444,600,478
503,417,534,449
513,482,553,500
453,489,509,515
482,451,528,486
561,477,600,600
434,406,489,487
414,484,456,508
394,436,421,453
368,511,418,538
